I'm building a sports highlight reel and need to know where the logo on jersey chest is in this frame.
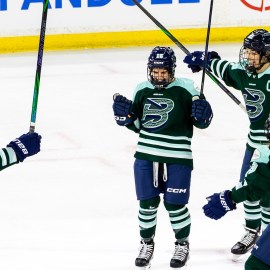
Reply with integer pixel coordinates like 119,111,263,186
142,98,174,129
243,88,265,121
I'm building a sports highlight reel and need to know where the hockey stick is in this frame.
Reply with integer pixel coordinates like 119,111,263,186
29,0,49,133
131,0,246,113
201,0,214,96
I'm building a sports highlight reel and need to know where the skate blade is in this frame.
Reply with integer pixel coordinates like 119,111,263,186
173,265,187,269
170,262,188,269
232,253,248,262
136,263,151,270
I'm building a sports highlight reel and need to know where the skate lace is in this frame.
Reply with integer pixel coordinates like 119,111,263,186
172,243,189,261
137,241,154,260
240,231,257,247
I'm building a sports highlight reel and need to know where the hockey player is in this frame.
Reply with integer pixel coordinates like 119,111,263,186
112,46,213,269
183,29,270,259
1,132,42,171
202,116,270,270
245,223,270,270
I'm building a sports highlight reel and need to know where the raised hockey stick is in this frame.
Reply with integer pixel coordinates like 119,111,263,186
131,0,246,113
201,0,214,96
29,0,49,133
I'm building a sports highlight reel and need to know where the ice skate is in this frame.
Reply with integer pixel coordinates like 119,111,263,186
135,239,154,269
231,226,260,262
170,241,189,269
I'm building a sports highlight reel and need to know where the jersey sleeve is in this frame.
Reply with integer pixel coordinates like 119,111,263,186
125,83,144,133
0,147,19,171
230,162,270,203
210,59,243,91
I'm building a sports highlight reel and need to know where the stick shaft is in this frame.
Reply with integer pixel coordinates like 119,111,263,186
131,0,246,113
29,0,49,133
201,0,214,95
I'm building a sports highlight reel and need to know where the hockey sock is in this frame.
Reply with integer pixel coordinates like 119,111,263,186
244,200,261,229
261,206,270,231
164,202,191,241
139,196,160,239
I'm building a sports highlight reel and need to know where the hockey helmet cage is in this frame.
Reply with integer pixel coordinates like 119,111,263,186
147,46,176,88
240,29,270,73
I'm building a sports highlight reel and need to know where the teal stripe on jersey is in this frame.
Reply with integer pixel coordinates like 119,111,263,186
139,135,191,146
247,129,269,147
135,131,193,165
136,144,192,159
250,129,267,134
140,130,192,141
137,130,192,159
220,61,230,77
210,59,227,78
6,147,17,163
0,147,18,171
138,138,191,150
248,134,268,141
0,149,7,166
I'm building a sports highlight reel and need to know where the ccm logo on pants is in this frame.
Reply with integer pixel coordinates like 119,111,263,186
167,188,187,193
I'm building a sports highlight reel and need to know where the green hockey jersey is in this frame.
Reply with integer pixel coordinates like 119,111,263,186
210,59,270,150
0,147,19,171
231,145,270,203
126,78,202,168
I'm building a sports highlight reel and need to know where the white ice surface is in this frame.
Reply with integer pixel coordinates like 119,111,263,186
0,44,251,269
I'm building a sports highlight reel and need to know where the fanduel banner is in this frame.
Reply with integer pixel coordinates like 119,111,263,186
0,0,200,11
0,0,268,37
